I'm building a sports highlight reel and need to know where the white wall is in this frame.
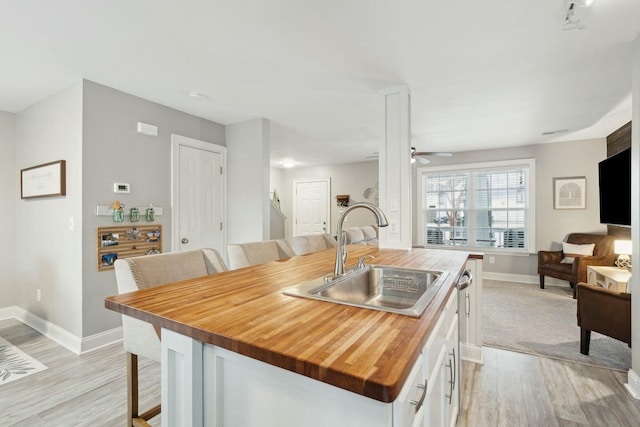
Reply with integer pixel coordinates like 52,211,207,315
270,167,285,204
226,118,270,244
81,80,225,337
413,138,607,277
0,111,17,307
281,161,379,240
15,82,84,336
629,32,639,393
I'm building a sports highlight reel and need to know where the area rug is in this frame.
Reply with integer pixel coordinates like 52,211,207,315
483,280,631,371
0,336,47,386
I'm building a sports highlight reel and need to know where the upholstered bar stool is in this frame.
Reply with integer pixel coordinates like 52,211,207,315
227,239,295,269
114,248,228,427
291,234,336,255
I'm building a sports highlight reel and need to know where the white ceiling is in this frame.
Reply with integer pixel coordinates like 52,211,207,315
1,0,639,167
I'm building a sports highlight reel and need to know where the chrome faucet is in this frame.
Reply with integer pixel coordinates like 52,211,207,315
334,202,389,277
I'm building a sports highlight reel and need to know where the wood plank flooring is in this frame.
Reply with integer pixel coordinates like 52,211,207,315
0,319,160,427
457,347,640,427
1,318,639,426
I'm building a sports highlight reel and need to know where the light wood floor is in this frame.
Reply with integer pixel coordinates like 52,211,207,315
2,319,639,426
457,347,640,427
0,319,160,427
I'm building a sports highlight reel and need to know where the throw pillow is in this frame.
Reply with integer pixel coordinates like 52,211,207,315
561,242,595,264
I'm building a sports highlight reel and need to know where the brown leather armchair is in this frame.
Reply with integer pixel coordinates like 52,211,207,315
538,233,616,298
576,282,631,355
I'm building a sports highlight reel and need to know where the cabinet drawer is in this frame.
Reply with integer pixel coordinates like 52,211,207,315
394,355,426,427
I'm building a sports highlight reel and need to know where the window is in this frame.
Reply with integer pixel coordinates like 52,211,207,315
417,159,535,253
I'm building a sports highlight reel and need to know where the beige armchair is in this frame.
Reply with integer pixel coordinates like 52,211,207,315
227,239,295,270
291,234,336,255
114,248,227,427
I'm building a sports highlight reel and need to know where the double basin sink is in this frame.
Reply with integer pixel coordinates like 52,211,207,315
284,265,449,317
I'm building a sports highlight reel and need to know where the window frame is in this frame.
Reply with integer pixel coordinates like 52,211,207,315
416,158,536,254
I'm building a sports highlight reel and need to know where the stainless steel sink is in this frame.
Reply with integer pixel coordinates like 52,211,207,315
284,265,448,317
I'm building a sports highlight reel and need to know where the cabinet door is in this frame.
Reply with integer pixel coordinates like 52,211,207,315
459,259,483,364
444,315,459,427
393,356,426,427
425,343,446,427
459,261,476,345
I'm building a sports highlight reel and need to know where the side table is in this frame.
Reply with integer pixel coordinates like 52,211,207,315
586,265,631,292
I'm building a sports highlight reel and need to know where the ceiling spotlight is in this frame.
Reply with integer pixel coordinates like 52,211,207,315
281,159,296,168
189,91,208,100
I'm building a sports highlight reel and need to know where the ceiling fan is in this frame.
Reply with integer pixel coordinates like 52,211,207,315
366,147,453,163
411,147,453,164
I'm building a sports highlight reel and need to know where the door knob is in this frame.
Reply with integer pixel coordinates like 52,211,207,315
181,238,189,244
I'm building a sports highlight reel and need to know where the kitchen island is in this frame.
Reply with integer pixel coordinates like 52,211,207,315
105,246,469,427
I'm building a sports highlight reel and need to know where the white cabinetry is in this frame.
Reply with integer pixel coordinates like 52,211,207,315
422,289,459,427
444,315,459,427
458,257,483,364
161,288,460,427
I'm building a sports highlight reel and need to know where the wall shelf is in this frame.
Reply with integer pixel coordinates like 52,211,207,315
96,205,164,217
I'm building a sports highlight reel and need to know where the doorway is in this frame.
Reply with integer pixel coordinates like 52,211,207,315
293,178,330,236
171,134,227,254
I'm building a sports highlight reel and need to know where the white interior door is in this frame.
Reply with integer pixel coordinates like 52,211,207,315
172,134,226,254
294,179,330,236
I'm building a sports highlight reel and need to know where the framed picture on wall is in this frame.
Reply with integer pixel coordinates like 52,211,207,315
553,176,586,209
20,160,66,199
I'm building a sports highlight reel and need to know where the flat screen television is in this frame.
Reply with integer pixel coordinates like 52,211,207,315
598,147,631,226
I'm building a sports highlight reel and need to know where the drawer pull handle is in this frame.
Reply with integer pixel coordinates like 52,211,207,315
450,347,456,390
410,380,427,413
445,358,454,404
465,293,470,317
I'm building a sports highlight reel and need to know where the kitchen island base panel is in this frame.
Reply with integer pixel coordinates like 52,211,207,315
160,328,436,427
162,327,203,427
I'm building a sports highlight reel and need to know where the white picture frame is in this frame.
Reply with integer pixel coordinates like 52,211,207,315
20,160,66,199
553,176,586,209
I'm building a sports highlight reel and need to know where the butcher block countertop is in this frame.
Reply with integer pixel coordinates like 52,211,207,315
105,246,469,403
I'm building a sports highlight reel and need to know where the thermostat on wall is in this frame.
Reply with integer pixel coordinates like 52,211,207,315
113,183,130,193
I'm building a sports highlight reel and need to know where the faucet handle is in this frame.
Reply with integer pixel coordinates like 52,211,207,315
357,255,375,269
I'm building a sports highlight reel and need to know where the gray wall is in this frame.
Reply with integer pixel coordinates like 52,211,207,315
15,82,84,336
416,138,608,278
81,80,225,336
0,111,17,307
281,161,379,240
226,118,271,244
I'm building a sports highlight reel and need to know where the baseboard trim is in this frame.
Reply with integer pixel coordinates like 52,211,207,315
0,306,19,320
483,272,571,288
0,305,122,355
81,326,123,354
626,368,640,399
461,344,484,364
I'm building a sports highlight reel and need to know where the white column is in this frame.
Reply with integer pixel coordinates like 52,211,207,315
226,118,271,244
626,33,640,400
162,328,204,426
378,86,412,250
